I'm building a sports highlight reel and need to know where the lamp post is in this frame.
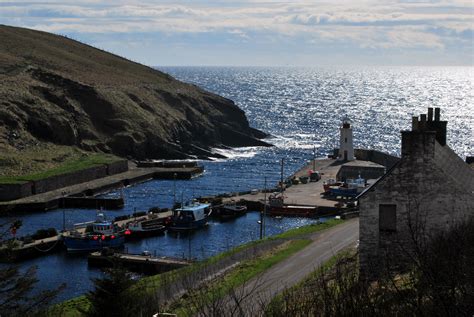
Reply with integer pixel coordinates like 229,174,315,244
313,145,316,171
173,173,177,206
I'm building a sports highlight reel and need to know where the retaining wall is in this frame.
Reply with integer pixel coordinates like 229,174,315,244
354,149,399,170
33,165,108,194
337,165,386,181
0,160,129,201
106,160,129,175
0,182,34,201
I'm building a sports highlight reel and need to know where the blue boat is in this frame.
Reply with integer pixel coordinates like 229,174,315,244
62,213,125,252
168,202,211,232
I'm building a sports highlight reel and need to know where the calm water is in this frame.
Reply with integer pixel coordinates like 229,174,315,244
1,66,473,301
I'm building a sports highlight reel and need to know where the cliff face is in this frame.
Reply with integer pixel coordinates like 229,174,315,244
0,25,269,160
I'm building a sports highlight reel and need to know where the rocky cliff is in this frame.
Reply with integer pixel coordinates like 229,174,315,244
0,25,270,161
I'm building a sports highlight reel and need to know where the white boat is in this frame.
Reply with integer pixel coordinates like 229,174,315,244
168,202,211,232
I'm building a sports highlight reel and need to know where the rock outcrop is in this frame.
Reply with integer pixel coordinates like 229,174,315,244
0,25,270,160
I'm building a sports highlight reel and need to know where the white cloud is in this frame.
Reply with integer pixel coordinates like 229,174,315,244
1,0,472,63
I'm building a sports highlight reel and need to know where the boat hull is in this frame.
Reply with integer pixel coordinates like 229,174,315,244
126,226,166,239
268,205,318,218
215,205,247,220
168,217,208,232
63,235,125,252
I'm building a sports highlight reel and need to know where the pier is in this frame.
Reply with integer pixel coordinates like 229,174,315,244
87,250,191,274
0,165,203,213
218,157,383,218
0,211,173,262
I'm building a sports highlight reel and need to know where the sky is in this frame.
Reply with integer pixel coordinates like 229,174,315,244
0,1,473,66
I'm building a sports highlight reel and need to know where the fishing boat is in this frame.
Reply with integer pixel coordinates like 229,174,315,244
327,176,366,198
126,213,169,238
62,213,125,252
168,202,211,232
214,201,247,220
267,193,317,217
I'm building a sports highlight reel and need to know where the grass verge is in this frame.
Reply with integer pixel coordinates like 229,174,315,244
265,247,356,315
169,239,312,316
0,153,121,184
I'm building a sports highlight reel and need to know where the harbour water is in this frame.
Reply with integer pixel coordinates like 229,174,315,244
1,66,472,301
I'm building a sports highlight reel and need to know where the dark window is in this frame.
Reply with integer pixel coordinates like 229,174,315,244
379,204,396,232
345,138,347,143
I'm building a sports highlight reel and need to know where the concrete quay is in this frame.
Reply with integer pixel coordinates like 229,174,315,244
223,158,340,208
221,158,378,217
87,250,191,274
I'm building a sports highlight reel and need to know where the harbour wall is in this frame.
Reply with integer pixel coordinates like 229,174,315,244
0,182,34,201
0,160,129,201
333,148,400,170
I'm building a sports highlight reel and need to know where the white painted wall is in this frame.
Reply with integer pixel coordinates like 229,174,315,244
338,120,355,161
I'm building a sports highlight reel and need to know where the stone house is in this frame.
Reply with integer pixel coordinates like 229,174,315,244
358,107,474,274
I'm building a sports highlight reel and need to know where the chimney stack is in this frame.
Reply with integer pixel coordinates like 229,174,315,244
419,114,427,129
412,116,419,131
434,108,440,121
428,107,433,121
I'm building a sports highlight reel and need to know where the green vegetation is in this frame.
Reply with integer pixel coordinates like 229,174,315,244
51,296,89,317
0,153,120,184
265,248,355,314
196,218,344,266
169,239,312,316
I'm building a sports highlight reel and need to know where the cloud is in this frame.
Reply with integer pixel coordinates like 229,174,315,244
0,1,472,63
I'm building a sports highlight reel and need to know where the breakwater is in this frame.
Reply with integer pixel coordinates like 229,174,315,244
0,166,203,213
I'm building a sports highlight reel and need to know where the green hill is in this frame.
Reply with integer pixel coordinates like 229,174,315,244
0,25,269,176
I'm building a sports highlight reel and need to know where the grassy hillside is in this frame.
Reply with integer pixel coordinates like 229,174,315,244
0,25,269,176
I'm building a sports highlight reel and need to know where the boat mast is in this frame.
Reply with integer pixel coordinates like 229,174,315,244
173,173,177,206
263,176,267,238
280,158,284,193
313,145,316,171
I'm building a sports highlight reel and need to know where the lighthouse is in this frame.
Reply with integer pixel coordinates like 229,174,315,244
337,117,355,161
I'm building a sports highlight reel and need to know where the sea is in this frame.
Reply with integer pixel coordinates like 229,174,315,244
1,66,472,302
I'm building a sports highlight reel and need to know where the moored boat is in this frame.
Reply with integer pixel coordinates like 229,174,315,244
168,202,211,232
214,201,247,220
62,213,125,252
327,176,366,198
126,213,170,238
267,194,317,217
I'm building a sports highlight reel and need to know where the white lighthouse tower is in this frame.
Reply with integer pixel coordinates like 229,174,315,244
337,117,356,161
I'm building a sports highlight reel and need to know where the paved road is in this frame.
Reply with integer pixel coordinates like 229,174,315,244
219,218,360,316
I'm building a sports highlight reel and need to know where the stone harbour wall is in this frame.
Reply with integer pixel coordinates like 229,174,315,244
0,160,129,201
106,160,129,175
353,149,400,170
0,182,34,201
32,165,108,194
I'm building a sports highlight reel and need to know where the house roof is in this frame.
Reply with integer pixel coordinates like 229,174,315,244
356,160,401,200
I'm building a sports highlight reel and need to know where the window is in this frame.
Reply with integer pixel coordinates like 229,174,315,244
345,137,347,143
379,204,396,232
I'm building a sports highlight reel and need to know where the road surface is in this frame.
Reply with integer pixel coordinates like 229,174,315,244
218,217,359,316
